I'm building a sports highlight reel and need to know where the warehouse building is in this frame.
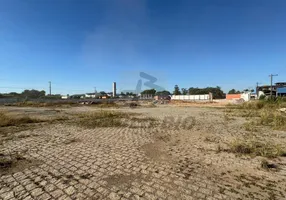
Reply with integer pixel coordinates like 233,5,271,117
257,82,286,98
276,82,286,97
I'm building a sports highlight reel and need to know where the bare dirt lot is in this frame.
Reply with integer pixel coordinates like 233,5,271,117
0,104,286,200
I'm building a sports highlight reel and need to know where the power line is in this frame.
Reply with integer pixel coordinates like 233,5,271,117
269,74,278,98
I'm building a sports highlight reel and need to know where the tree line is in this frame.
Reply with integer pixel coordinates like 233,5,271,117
1,87,253,99
172,85,225,99
0,90,61,99
141,85,254,99
228,89,254,94
140,85,225,99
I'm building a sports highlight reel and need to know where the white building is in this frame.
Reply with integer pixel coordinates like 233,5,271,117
85,93,97,98
61,95,69,99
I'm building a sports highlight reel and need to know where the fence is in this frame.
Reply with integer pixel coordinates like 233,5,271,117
171,94,212,101
0,97,154,105
0,98,79,105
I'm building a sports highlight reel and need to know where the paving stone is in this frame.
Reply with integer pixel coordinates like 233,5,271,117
1,191,15,200
1,109,286,200
58,195,72,200
37,193,52,200
65,186,76,196
22,195,33,200
31,188,44,197
50,189,65,198
108,192,121,200
25,183,37,191
130,187,144,196
44,184,56,192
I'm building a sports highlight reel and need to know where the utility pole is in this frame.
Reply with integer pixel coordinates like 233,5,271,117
94,87,97,98
256,82,261,97
269,74,278,99
49,81,51,96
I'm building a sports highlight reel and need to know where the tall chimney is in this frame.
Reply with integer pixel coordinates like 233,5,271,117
112,82,116,97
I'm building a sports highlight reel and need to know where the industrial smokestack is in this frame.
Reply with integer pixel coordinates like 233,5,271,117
112,82,116,97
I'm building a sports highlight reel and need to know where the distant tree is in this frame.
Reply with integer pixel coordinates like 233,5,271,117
0,92,21,98
9,92,21,96
141,89,156,95
173,85,181,95
228,89,241,94
120,92,128,97
21,89,45,98
212,86,225,99
156,90,171,96
243,89,255,93
188,86,225,99
99,91,107,95
45,94,62,99
70,94,83,99
228,89,236,94
181,88,188,95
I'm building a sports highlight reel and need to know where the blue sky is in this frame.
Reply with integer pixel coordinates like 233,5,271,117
0,0,285,94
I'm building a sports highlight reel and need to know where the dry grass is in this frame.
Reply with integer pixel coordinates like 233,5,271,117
128,116,159,128
261,159,278,170
75,111,158,128
226,101,286,130
8,101,77,108
243,121,258,132
130,117,157,122
90,101,120,108
223,113,234,121
0,112,43,127
0,111,68,143
75,111,132,128
0,155,13,168
259,111,286,130
0,152,41,175
64,138,81,145
236,101,278,110
226,108,260,118
0,152,25,169
228,139,286,158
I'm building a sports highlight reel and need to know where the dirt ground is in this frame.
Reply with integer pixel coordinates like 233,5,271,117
0,104,286,200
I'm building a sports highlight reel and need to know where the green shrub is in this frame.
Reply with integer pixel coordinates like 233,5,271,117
259,95,266,100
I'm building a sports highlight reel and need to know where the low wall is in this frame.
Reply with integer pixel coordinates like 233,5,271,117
226,93,251,101
171,94,211,101
226,94,241,100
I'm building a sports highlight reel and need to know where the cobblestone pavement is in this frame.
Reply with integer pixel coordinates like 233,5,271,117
0,106,286,200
